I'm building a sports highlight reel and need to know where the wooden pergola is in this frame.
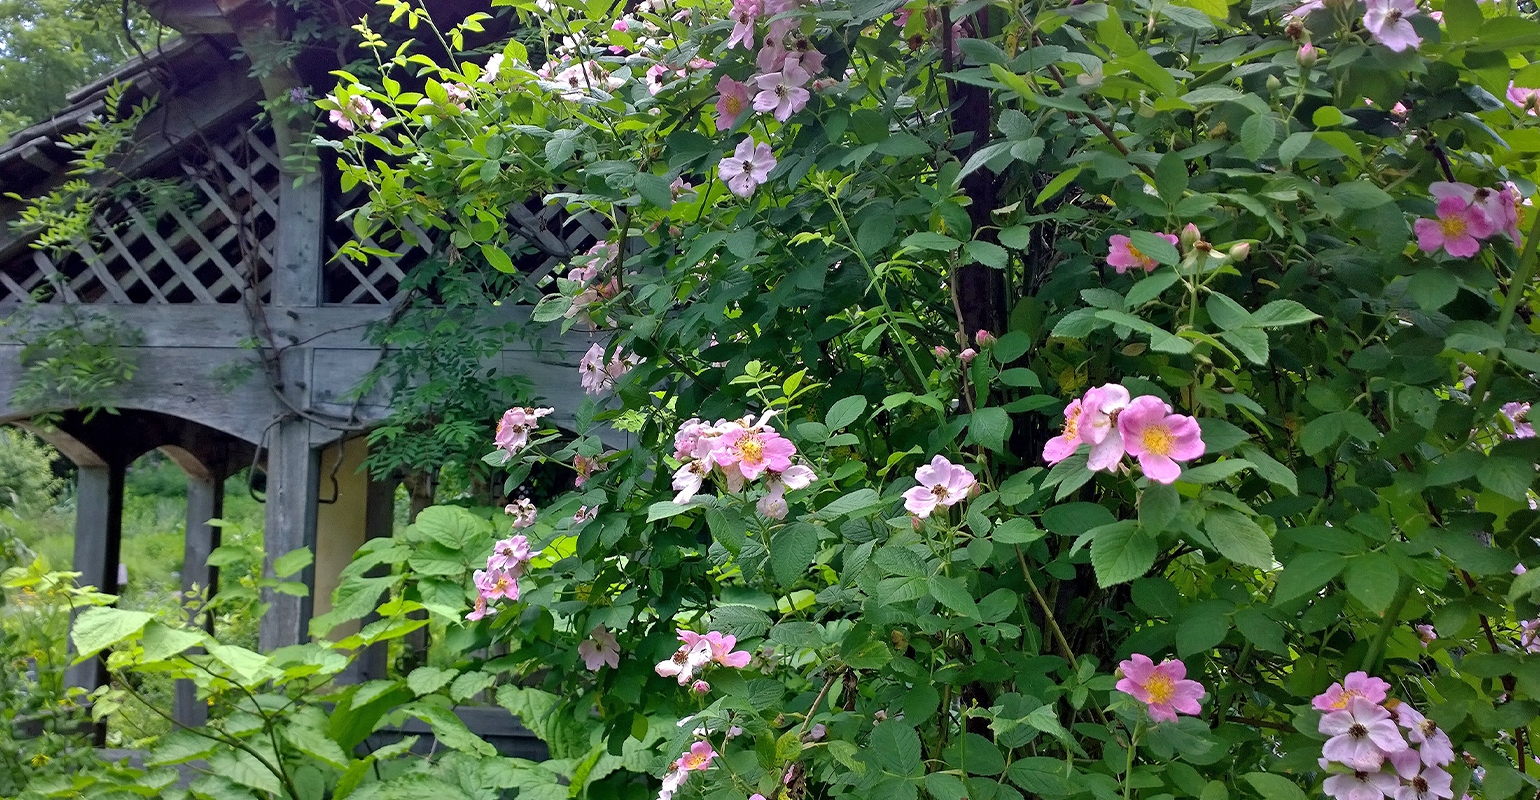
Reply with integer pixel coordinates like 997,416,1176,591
0,0,604,729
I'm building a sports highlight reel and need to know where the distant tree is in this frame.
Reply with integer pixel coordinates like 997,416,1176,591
0,428,61,515
0,0,165,138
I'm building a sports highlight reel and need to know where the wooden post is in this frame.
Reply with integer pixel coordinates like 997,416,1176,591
272,176,324,308
174,468,223,727
351,471,399,682
259,418,319,651
66,463,124,695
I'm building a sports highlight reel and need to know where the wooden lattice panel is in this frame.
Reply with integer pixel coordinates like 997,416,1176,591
0,127,278,304
322,192,611,305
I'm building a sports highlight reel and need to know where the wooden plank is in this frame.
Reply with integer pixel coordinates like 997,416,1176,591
174,471,220,728
65,464,124,695
259,414,319,651
273,176,324,307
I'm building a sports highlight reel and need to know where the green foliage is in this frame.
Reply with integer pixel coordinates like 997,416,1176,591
54,0,1540,797
0,429,62,515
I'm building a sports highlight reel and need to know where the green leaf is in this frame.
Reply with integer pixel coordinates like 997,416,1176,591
926,774,971,800
928,574,981,619
1090,521,1155,587
1205,293,1253,331
993,518,1044,544
1128,231,1180,265
1273,552,1347,604
647,500,697,522
1197,418,1251,452
1328,181,1394,209
825,395,868,430
1125,271,1182,307
902,232,963,251
1241,114,1279,161
1251,300,1320,328
141,622,206,664
1139,484,1181,534
1345,553,1400,612
1478,456,1535,501
481,244,515,273
1237,445,1298,494
284,725,350,769
1154,151,1188,205
966,240,1010,268
1278,132,1313,165
1203,509,1274,569
1408,270,1459,310
273,548,313,579
871,723,922,775
711,605,773,638
1035,166,1083,206
208,751,281,796
816,488,883,519
450,670,498,702
408,666,458,696
1243,772,1307,800
1178,459,1253,484
772,523,819,586
72,607,153,658
968,407,1012,452
405,704,496,756
635,172,675,208
1221,328,1270,364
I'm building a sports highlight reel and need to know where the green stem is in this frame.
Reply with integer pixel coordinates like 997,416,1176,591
1359,576,1412,673
1468,208,1540,408
1122,724,1144,800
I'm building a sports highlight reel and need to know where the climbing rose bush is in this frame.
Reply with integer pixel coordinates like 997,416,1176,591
62,0,1540,797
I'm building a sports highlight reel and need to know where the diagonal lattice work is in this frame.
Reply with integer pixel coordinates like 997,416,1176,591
0,125,279,305
322,191,611,305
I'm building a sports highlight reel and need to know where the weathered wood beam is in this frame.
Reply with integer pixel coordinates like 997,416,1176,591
259,416,319,651
65,463,125,699
174,468,222,727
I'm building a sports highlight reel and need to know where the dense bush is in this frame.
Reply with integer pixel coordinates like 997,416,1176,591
48,0,1540,797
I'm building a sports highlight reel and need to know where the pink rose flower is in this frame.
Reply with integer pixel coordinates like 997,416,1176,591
1502,401,1534,438
1510,82,1540,115
720,137,777,197
752,61,811,121
1043,383,1132,469
1313,671,1392,711
901,455,977,518
495,406,554,454
715,76,753,129
1364,0,1422,52
1394,704,1454,767
1396,766,1455,800
727,0,763,49
578,625,620,671
1324,771,1400,800
1116,395,1205,484
675,741,717,772
1414,195,1494,257
488,533,535,572
958,347,977,363
1320,697,1407,771
1107,233,1177,274
714,423,796,480
1114,654,1206,723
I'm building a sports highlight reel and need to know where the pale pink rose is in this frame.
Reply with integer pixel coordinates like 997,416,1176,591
1116,396,1205,484
720,137,777,197
1044,397,1089,464
1394,704,1455,767
1395,766,1454,800
1115,654,1206,723
1083,383,1132,471
672,460,710,504
1107,233,1177,274
727,0,763,49
475,567,521,603
702,631,753,667
714,423,796,480
578,625,621,671
1502,401,1534,438
901,455,977,518
646,63,671,95
1324,771,1400,800
495,406,555,453
675,741,717,771
1320,697,1407,771
1509,82,1540,115
1364,0,1422,52
958,347,977,363
488,533,535,573
1313,671,1392,711
1416,624,1437,645
752,61,811,121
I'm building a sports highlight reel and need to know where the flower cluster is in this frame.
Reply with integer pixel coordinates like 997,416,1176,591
654,629,752,689
495,406,554,455
1115,654,1206,723
563,242,621,328
579,342,642,395
902,455,977,519
1044,385,1206,484
1414,181,1522,258
467,534,538,620
1290,0,1422,52
671,412,816,519
1314,672,1455,800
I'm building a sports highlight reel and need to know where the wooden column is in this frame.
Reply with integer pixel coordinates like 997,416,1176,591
273,176,324,307
66,463,124,694
259,419,319,651
174,468,223,727
351,471,399,682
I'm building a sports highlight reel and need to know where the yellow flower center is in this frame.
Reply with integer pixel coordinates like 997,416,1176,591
1440,214,1467,238
737,435,764,464
1144,673,1175,704
725,95,743,115
683,752,711,770
1141,425,1174,456
1328,689,1361,710
1063,408,1082,439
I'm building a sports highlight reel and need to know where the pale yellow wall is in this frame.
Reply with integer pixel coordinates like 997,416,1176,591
312,435,369,638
